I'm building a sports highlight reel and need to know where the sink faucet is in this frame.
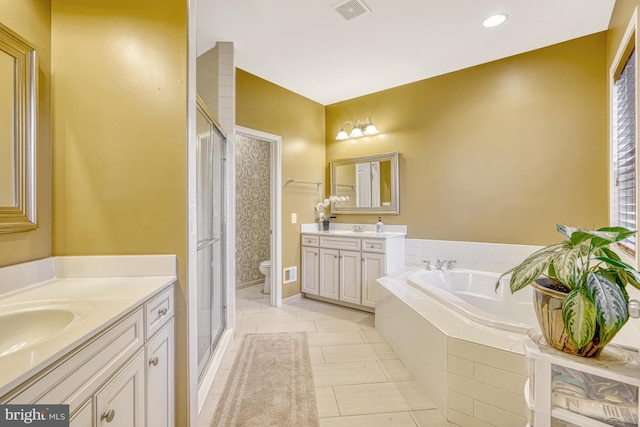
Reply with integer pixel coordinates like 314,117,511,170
352,224,364,232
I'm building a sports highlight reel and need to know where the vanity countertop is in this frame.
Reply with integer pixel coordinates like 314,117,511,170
0,256,176,397
301,230,406,239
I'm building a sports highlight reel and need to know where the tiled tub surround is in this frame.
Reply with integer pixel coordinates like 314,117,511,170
0,255,176,396
377,268,530,427
404,238,542,274
379,238,640,427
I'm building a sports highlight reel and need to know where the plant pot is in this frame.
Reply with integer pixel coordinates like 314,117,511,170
322,220,330,231
531,279,603,357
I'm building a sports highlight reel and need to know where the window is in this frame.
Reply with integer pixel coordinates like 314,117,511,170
613,48,637,256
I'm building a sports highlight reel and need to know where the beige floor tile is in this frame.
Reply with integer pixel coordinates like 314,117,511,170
316,386,340,417
322,342,397,363
235,304,262,314
379,359,414,381
234,323,258,336
297,310,352,321
410,409,458,426
315,319,366,332
255,320,317,333
320,412,418,426
359,328,386,343
309,346,326,364
333,381,435,416
307,331,365,347
241,311,298,324
345,309,375,320
312,361,388,387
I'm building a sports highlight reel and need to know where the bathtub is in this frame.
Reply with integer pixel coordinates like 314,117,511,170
407,268,537,333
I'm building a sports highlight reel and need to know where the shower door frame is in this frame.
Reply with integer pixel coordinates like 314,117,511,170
236,126,283,306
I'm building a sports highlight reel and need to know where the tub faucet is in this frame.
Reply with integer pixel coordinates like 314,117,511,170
422,260,431,270
435,259,456,270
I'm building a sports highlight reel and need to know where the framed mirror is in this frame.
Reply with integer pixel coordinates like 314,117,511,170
0,23,37,233
330,152,399,215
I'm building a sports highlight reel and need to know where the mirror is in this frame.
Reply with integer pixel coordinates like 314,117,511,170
0,24,37,233
330,152,399,215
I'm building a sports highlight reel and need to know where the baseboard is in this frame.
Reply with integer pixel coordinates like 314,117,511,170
282,292,303,305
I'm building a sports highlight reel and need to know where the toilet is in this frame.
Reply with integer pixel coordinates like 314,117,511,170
259,260,271,294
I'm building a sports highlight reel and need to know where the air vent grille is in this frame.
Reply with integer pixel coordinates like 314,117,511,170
333,0,371,22
283,266,297,284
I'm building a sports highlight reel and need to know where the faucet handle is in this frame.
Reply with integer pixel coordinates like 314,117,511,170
445,260,457,270
423,260,431,270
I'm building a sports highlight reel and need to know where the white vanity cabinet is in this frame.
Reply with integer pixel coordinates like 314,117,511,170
2,283,175,427
301,232,404,310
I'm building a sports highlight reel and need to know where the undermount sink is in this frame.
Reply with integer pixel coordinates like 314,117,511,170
0,302,92,357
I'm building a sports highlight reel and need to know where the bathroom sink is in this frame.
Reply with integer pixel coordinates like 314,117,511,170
0,303,87,357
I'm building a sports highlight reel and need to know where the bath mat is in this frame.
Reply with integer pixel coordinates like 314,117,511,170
211,332,319,426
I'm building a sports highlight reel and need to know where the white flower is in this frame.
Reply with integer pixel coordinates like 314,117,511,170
315,195,349,211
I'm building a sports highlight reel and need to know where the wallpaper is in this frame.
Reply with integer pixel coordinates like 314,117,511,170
235,134,271,288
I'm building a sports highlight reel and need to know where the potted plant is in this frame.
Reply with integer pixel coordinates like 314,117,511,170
315,196,349,231
498,224,640,357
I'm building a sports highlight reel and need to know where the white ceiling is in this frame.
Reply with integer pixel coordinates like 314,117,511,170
197,0,615,105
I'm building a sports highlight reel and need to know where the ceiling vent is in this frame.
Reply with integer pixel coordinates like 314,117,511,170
333,0,371,22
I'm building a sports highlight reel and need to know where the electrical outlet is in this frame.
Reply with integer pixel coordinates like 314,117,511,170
291,213,297,224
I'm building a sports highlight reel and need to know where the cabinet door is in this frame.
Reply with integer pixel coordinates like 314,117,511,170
319,248,340,300
95,350,145,427
301,246,320,295
70,400,93,427
362,252,385,308
339,250,362,305
146,319,175,427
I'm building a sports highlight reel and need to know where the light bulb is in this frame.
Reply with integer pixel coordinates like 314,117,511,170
483,13,508,28
349,127,364,138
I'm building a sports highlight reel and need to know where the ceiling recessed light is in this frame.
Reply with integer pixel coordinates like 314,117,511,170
483,13,508,28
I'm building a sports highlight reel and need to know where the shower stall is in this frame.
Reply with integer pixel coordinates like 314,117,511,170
196,97,227,379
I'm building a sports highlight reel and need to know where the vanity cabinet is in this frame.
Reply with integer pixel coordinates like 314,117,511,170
301,232,404,309
2,284,175,427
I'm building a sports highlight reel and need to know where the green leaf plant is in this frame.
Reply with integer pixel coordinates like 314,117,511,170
497,225,640,349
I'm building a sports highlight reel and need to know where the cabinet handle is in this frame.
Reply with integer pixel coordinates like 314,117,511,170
158,307,168,316
149,356,159,366
101,409,115,423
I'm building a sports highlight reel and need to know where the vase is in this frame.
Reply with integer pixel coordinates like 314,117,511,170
531,279,602,357
322,220,330,231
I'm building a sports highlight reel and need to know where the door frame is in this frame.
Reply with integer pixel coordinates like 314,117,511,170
235,126,283,307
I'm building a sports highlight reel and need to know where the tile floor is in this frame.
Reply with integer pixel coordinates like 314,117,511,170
199,284,458,426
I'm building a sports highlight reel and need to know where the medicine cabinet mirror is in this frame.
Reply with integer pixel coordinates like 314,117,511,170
330,152,399,215
0,23,37,233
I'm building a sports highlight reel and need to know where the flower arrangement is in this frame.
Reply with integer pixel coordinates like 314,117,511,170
315,195,349,221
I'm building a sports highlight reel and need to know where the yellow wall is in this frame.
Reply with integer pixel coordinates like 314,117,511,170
50,1,189,424
326,33,608,246
0,0,52,267
236,69,326,298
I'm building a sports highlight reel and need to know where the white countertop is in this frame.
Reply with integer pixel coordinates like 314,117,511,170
301,222,407,239
301,229,406,239
0,256,176,397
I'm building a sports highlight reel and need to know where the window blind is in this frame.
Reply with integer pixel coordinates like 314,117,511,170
613,49,637,255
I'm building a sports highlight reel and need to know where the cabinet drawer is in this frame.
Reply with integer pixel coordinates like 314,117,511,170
9,308,144,414
362,239,386,253
319,236,361,251
146,286,174,339
301,235,319,247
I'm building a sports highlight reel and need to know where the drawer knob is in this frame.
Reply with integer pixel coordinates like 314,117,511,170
158,307,168,316
101,409,115,423
149,356,159,366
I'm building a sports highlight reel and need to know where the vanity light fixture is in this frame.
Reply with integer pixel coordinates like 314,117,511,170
483,13,508,28
336,117,379,140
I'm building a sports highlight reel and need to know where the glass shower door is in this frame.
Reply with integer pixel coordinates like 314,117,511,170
196,98,226,380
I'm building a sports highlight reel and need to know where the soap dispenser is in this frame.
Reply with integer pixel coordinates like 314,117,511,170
376,217,384,233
